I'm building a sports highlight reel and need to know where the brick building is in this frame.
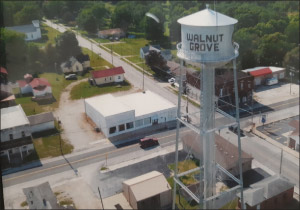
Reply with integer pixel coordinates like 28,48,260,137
186,69,254,108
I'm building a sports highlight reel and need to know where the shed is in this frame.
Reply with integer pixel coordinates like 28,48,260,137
123,171,172,209
28,112,55,133
98,28,125,39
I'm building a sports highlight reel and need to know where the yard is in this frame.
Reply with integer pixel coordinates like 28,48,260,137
104,38,149,56
15,73,73,115
81,47,114,70
70,80,132,100
31,23,61,48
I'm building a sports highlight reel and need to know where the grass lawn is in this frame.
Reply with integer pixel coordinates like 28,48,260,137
126,56,144,64
136,63,155,75
33,133,73,159
15,96,45,116
70,80,132,100
168,159,199,185
82,47,114,69
105,38,149,56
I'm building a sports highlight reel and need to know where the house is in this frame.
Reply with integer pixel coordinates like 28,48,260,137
242,66,285,86
0,66,8,84
98,28,125,39
182,130,253,179
6,20,41,41
76,53,90,70
0,105,33,163
84,90,177,138
0,84,16,108
23,182,62,209
60,57,83,74
166,61,195,81
123,171,172,209
91,66,125,85
186,70,254,108
288,120,299,151
28,112,55,134
17,75,52,98
140,45,172,61
237,175,294,209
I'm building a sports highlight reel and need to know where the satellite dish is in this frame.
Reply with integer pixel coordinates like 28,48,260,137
145,12,160,23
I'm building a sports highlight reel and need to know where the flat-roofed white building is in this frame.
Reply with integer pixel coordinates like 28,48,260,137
0,105,33,162
84,91,177,137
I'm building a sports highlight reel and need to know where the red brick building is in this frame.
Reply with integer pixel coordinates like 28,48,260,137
186,69,254,108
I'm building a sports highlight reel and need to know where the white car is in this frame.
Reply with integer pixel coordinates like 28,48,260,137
168,78,176,84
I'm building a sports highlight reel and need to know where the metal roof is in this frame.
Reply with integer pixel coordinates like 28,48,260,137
1,105,29,130
249,68,272,77
28,112,55,126
92,66,125,79
123,171,171,202
177,6,238,26
6,24,37,33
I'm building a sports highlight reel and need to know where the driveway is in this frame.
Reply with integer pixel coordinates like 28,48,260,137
53,78,106,152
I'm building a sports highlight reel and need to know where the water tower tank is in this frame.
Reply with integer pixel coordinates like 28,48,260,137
177,5,238,65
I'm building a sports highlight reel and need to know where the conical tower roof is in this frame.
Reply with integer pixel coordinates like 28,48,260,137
177,5,237,26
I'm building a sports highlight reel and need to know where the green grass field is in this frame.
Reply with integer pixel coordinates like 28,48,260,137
82,47,114,69
126,56,144,64
70,80,132,100
33,134,73,159
105,38,149,56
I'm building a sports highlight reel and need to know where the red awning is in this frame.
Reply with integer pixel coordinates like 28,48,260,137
249,68,272,77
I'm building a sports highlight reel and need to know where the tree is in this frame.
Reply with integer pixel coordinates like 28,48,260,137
111,2,133,31
145,50,167,71
283,47,299,71
42,1,64,19
285,14,299,44
44,43,58,72
56,31,81,62
13,4,42,25
145,7,165,42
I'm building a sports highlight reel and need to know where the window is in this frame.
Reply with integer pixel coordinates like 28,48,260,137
105,78,106,81
135,119,144,127
23,146,27,149
240,82,244,90
118,124,125,132
31,34,33,39
248,82,251,88
109,126,116,134
8,149,12,154
76,66,79,71
126,122,134,129
9,134,13,140
22,131,25,137
118,76,121,79
144,117,151,125
220,88,223,97
110,77,112,80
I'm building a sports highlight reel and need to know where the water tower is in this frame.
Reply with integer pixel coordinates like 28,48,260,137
172,5,244,209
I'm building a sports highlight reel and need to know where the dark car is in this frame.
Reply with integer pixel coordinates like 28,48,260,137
229,125,245,137
140,138,159,149
65,74,77,80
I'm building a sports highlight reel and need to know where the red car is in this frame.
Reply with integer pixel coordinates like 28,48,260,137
140,138,159,149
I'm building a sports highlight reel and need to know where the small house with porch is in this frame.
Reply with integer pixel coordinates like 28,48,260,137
6,20,41,41
60,57,83,74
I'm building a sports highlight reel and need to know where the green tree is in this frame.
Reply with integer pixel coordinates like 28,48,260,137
13,4,42,25
283,47,299,71
56,31,81,62
285,14,299,44
145,7,165,42
111,2,133,31
42,1,64,19
44,43,58,72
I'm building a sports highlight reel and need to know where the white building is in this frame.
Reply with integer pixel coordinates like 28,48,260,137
91,66,125,85
0,105,34,162
60,57,83,74
6,20,41,41
28,112,55,133
84,91,177,137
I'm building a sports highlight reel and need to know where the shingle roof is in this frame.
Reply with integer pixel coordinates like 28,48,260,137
17,80,28,88
27,112,55,125
182,131,253,170
92,66,125,79
29,78,51,89
61,56,78,68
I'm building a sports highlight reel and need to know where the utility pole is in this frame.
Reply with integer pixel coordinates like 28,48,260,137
143,60,145,93
111,45,113,65
279,148,283,174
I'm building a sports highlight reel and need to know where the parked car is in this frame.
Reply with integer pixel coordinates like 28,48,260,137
65,74,77,80
140,138,159,149
229,125,245,137
168,77,176,84
265,77,278,86
115,37,119,41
